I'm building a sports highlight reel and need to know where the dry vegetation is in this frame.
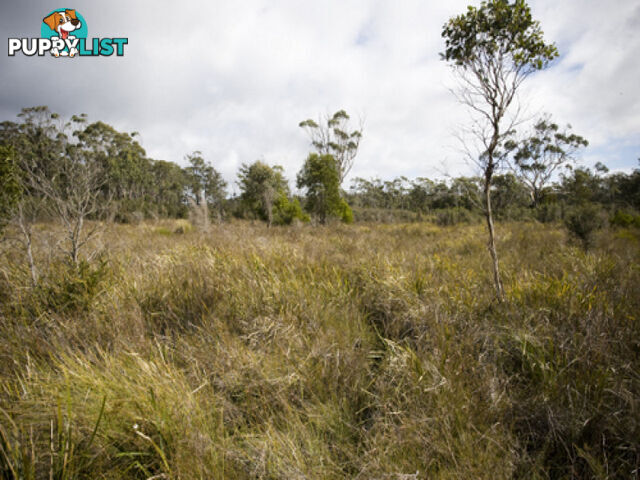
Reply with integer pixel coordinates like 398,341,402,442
0,220,639,479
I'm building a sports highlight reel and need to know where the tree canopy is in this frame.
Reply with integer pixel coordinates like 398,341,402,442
507,115,588,206
299,110,362,185
237,161,289,225
297,153,352,224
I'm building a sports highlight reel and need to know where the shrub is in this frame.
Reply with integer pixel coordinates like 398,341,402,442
434,207,478,226
610,209,640,228
535,201,563,223
564,203,606,248
339,198,354,224
351,208,419,223
273,193,310,225
37,258,111,314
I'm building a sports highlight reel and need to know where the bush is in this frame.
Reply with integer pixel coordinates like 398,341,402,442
610,209,640,228
564,203,606,248
273,193,310,225
434,207,478,226
36,258,111,314
338,198,354,224
535,201,563,223
351,208,420,223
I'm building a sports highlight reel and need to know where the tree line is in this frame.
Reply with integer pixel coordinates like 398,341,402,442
0,107,360,229
1,105,638,235
348,165,640,223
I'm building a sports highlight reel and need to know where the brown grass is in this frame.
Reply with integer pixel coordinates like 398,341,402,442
0,220,638,478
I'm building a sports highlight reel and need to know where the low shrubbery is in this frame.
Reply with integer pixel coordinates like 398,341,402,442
564,202,607,248
610,209,640,228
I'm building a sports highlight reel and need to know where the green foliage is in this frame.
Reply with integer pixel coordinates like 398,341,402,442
37,258,111,314
349,176,412,210
0,145,21,232
1,106,194,224
237,161,289,223
441,0,558,70
185,151,227,214
77,121,151,203
3,106,637,229
272,192,310,225
435,207,479,226
610,209,640,228
614,161,640,209
299,110,362,184
535,200,563,223
150,160,189,218
491,173,532,219
564,202,606,248
338,198,354,223
6,106,65,182
560,167,603,205
351,207,421,223
507,115,588,206
297,153,350,224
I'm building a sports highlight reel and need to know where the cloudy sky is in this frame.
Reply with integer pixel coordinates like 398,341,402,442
1,1,639,192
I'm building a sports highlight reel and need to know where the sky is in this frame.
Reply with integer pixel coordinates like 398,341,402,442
1,0,639,193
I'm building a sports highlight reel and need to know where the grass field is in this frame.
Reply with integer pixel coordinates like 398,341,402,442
1,221,639,479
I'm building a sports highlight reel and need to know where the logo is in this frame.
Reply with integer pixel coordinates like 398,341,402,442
8,8,128,57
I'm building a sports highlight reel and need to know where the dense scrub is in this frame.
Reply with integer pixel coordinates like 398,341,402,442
0,221,638,479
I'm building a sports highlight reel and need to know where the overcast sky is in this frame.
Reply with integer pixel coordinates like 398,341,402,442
1,1,639,191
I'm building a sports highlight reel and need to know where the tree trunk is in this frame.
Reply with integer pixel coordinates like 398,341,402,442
532,187,540,209
484,176,504,302
263,189,274,228
71,216,82,265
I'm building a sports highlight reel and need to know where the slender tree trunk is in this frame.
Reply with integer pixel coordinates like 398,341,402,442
484,175,504,302
70,216,82,266
532,188,540,209
263,189,274,228
71,238,79,265
17,207,38,287
199,190,210,231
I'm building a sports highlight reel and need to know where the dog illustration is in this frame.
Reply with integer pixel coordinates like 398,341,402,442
42,9,82,57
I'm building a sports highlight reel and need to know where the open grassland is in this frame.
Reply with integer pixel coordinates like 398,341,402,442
0,221,639,479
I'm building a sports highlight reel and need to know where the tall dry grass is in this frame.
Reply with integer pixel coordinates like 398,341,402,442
0,220,638,478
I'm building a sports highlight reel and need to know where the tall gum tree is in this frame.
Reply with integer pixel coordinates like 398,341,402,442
299,110,363,186
441,0,558,301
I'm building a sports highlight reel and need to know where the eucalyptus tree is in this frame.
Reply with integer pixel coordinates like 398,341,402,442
184,151,227,220
441,0,558,300
299,110,363,185
297,153,350,224
507,115,588,207
237,161,288,226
